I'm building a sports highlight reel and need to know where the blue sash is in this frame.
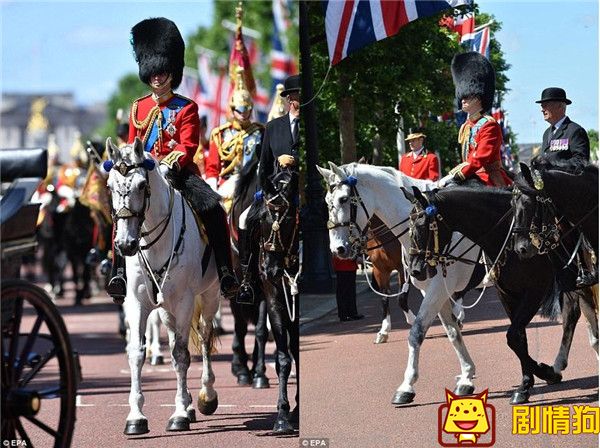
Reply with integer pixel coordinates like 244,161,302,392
144,96,190,152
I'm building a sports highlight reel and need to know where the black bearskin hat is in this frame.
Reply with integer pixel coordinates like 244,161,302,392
451,52,495,112
131,18,185,89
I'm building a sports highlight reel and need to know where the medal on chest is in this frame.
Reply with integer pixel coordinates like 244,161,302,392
166,109,177,136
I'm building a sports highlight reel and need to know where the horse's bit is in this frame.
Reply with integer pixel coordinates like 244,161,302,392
262,181,299,270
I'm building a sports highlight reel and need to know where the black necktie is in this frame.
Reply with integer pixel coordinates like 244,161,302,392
551,125,556,133
292,117,299,144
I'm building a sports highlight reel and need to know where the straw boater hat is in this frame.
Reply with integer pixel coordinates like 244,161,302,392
405,132,426,141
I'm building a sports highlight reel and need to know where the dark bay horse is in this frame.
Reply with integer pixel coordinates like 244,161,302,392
256,168,299,434
229,159,270,388
405,184,598,404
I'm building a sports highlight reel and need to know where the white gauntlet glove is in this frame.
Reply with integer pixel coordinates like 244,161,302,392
436,174,455,188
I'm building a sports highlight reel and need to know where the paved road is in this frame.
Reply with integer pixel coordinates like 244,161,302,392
300,276,599,448
29,281,298,448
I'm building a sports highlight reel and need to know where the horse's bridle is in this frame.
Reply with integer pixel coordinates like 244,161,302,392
261,175,299,271
512,183,561,254
108,159,176,251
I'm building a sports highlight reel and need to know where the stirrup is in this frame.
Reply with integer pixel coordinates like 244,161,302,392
236,282,255,305
107,276,126,304
220,273,239,300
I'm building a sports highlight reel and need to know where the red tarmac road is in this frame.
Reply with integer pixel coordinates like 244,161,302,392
301,283,599,448
35,283,298,448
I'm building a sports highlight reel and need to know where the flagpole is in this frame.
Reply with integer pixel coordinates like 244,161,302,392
299,0,334,293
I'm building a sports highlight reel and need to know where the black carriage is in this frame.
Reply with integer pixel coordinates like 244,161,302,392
1,148,79,447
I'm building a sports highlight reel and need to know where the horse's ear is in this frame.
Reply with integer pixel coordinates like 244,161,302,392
106,137,119,162
412,186,429,208
520,163,534,186
132,137,144,160
400,186,415,203
357,156,366,164
316,165,334,184
328,161,347,181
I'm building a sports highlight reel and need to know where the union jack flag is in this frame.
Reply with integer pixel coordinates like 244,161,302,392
271,0,297,89
470,26,490,58
324,0,472,66
440,11,475,43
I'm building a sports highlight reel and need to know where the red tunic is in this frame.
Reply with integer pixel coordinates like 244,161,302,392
455,115,512,186
332,256,358,272
128,93,200,176
398,150,440,181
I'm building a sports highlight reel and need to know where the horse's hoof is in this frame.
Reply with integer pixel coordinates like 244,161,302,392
536,363,562,384
124,419,149,435
510,390,530,405
187,408,197,423
273,418,294,435
454,384,475,396
165,416,190,432
252,375,270,389
374,333,388,344
392,391,415,405
198,393,218,416
237,373,252,386
150,355,164,366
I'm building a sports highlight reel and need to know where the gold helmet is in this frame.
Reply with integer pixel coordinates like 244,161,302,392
268,84,287,121
229,67,253,113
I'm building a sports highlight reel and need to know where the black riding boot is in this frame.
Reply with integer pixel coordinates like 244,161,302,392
106,251,126,304
198,207,239,299
236,228,255,305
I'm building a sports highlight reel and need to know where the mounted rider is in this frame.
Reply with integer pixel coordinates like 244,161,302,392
106,17,238,303
236,74,301,304
439,52,512,188
205,68,264,210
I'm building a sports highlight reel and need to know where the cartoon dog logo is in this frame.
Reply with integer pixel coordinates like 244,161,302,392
438,389,495,446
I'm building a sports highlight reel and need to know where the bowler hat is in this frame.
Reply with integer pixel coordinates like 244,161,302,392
281,74,301,97
535,87,571,105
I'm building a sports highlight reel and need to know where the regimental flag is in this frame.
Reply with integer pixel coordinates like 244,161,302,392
324,0,472,66
80,164,111,225
470,26,490,58
271,0,298,89
440,11,475,43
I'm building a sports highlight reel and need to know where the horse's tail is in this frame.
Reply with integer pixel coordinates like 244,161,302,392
188,296,219,355
538,279,563,321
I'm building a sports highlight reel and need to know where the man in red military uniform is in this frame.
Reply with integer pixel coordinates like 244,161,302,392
107,17,238,302
399,131,440,181
439,52,511,188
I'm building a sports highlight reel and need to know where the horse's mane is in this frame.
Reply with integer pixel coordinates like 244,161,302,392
343,162,435,191
532,153,595,175
433,181,512,204
234,158,259,199
513,172,538,196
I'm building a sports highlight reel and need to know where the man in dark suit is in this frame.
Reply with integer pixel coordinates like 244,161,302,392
537,87,590,164
259,75,301,192
236,74,301,304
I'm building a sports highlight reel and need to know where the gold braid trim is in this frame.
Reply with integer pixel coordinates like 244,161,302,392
131,98,161,148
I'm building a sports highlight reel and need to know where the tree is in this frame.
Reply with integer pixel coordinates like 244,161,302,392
306,3,511,172
588,129,599,163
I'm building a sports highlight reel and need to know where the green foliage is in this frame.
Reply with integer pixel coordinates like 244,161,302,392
307,3,511,173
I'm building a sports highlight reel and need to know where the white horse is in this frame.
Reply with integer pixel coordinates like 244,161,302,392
106,138,220,435
318,162,480,404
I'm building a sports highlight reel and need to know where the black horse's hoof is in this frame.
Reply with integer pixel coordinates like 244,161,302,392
165,416,190,432
535,363,562,384
187,408,197,423
273,418,294,435
237,373,252,386
198,393,218,416
392,391,415,405
510,390,530,405
252,374,270,389
454,384,475,396
150,355,164,366
124,419,149,435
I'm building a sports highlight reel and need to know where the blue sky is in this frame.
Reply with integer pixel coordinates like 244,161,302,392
1,1,215,104
1,1,598,144
479,0,598,142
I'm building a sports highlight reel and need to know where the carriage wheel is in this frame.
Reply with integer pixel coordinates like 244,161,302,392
1,280,77,448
